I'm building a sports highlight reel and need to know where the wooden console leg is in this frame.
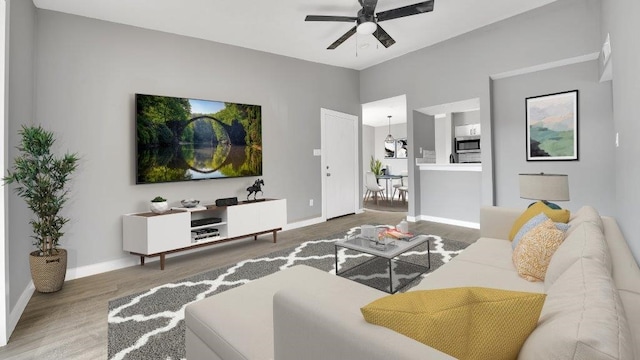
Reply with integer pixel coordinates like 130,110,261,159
160,254,165,270
273,230,277,243
140,256,145,266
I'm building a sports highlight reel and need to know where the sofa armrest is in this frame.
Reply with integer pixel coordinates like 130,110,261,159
273,287,455,360
479,206,521,240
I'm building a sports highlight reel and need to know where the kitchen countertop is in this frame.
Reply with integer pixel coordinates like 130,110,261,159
415,161,482,172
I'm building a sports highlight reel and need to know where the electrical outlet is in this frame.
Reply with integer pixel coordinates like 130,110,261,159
309,199,314,206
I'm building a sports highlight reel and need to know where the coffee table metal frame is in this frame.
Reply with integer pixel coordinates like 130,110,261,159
335,234,431,294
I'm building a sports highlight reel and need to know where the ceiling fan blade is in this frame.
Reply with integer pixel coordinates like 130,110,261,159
373,24,396,48
361,0,379,16
327,26,357,50
376,0,434,22
305,15,357,22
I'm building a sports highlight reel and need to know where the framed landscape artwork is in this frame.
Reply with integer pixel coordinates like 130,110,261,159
525,90,579,161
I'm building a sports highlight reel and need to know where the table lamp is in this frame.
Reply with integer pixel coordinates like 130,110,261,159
519,173,569,209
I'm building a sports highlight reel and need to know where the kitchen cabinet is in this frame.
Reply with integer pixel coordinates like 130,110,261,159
454,124,481,137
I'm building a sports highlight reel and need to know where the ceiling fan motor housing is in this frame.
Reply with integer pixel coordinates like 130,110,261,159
357,9,375,25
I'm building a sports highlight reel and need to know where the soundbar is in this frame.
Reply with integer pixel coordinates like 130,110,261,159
215,197,238,207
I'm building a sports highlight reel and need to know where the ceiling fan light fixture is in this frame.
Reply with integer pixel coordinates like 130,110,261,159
356,21,377,35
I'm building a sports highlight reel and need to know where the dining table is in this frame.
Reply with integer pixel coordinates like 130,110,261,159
376,174,406,202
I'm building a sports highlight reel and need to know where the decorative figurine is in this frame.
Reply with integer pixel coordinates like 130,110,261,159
246,179,264,201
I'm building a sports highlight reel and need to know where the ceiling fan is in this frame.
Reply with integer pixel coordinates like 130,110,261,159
305,0,435,50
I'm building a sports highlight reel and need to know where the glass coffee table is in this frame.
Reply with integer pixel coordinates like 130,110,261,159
335,234,430,293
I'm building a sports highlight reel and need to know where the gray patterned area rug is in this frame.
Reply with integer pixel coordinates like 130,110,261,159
107,226,469,360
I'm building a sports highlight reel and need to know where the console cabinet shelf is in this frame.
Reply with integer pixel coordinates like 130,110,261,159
123,199,286,269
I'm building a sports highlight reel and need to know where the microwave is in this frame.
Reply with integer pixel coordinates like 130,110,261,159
455,137,481,153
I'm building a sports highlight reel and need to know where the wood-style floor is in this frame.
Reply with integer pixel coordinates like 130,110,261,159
0,210,479,360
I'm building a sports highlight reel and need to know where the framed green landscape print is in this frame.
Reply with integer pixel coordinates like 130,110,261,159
525,90,578,161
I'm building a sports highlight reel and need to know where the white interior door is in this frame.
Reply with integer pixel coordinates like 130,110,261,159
321,109,358,219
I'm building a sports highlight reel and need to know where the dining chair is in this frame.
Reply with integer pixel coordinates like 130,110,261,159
397,182,409,203
364,172,386,204
392,170,409,200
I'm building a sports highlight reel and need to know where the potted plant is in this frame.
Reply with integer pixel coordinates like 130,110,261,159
370,156,383,176
3,125,79,293
150,196,169,214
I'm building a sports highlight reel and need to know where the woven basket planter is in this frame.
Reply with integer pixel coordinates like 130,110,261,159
29,249,67,293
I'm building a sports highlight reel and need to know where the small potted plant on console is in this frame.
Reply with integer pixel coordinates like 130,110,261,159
150,196,169,214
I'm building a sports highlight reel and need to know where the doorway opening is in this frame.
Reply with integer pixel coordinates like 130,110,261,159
362,95,408,213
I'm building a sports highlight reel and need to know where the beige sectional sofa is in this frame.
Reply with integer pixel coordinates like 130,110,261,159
185,206,640,359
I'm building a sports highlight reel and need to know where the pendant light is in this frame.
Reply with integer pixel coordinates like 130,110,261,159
385,115,394,142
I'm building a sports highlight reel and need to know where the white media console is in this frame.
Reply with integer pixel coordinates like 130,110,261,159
122,198,287,269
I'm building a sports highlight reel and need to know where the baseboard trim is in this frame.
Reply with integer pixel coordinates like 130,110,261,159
66,257,139,281
8,281,35,340
416,215,480,229
282,216,325,231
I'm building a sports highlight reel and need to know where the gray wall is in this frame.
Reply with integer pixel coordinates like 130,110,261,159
6,0,37,315
362,125,375,177
360,0,602,217
420,170,482,223
602,0,640,261
414,112,435,152
412,111,436,215
32,10,360,270
492,60,614,215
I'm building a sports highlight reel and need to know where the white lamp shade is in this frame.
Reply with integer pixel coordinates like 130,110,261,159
519,173,569,201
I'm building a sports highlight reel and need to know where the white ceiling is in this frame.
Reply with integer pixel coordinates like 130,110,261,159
33,0,558,71
362,95,407,127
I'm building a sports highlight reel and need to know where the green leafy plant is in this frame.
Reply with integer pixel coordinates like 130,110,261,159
151,196,167,202
3,125,79,256
370,156,383,176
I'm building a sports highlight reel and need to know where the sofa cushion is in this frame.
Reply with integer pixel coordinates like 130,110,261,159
414,257,545,293
511,213,570,250
512,219,565,282
361,287,545,360
544,221,612,291
450,238,516,271
185,265,384,360
508,201,570,240
519,258,634,360
567,205,604,235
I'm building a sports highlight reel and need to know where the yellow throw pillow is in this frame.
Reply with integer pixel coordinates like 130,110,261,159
361,287,546,360
512,219,565,282
508,201,570,240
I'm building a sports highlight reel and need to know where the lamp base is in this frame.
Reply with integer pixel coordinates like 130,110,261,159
527,200,562,210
